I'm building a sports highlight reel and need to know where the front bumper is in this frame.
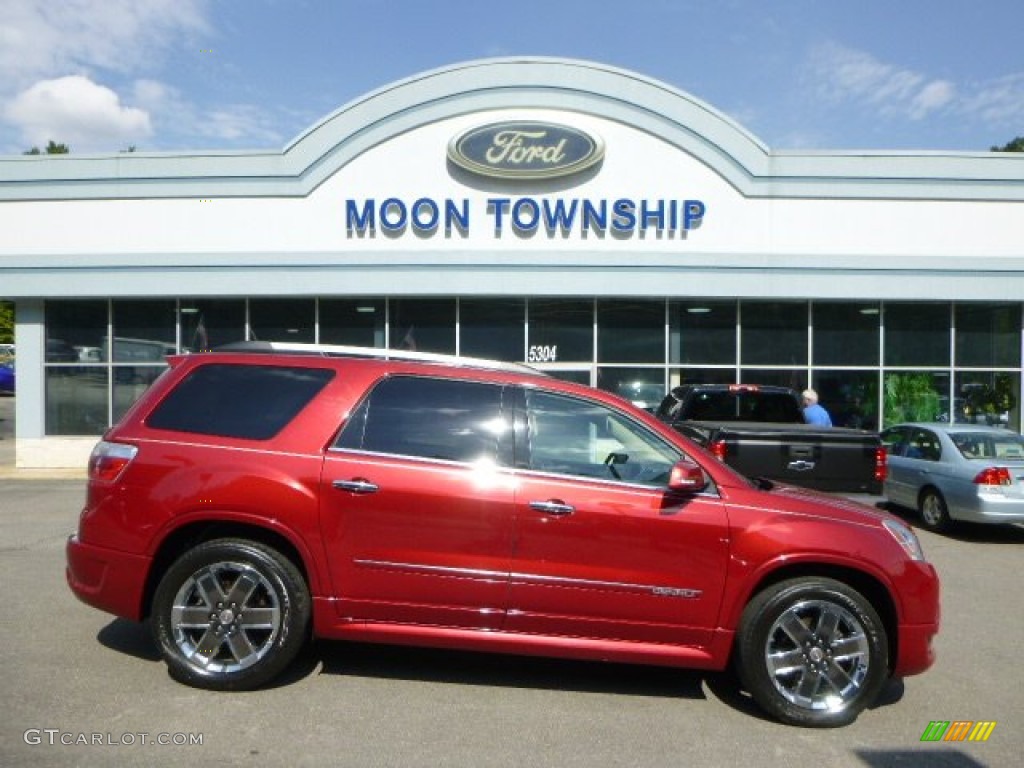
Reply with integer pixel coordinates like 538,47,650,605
894,621,939,677
66,534,151,621
892,560,940,677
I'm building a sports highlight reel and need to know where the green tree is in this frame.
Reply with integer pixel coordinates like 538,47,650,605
0,302,13,345
24,140,70,155
991,136,1024,152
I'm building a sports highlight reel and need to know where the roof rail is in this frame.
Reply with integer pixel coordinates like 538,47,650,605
212,341,546,376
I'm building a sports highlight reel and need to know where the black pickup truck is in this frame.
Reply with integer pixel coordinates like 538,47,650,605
656,384,886,494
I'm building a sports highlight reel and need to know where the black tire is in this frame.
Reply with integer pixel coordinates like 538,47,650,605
735,577,889,727
151,538,310,691
918,489,952,533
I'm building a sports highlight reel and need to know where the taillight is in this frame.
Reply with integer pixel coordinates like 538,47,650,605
973,467,1012,486
874,446,888,482
710,439,727,462
88,441,138,483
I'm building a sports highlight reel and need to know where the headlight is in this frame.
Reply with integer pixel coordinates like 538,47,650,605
883,519,926,561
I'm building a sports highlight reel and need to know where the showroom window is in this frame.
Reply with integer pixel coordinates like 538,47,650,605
813,370,880,430
953,371,1020,428
669,300,736,366
460,298,524,361
389,299,456,354
955,303,1021,369
883,371,950,424
527,299,593,363
813,303,880,367
46,300,106,362
112,301,176,362
668,367,737,389
249,299,315,344
597,299,664,363
319,298,385,348
179,299,246,352
110,300,176,423
740,301,808,366
884,303,951,367
738,368,809,390
45,301,109,435
36,297,1024,435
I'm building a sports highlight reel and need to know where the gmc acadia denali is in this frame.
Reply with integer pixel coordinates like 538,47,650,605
67,343,939,727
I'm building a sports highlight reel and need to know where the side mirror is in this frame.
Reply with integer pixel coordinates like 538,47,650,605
668,459,708,493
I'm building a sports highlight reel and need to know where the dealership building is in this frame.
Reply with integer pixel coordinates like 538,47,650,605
1,57,1022,468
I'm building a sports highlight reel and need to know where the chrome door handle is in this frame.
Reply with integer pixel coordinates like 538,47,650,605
332,479,379,494
529,500,575,516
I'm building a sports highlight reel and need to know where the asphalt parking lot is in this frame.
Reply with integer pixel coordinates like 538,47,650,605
0,397,1021,767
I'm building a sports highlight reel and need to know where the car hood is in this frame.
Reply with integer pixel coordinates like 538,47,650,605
751,480,894,528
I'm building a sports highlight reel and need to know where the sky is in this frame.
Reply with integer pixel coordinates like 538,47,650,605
1,0,1022,156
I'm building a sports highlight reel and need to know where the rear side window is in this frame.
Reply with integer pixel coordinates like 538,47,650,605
336,376,509,465
146,364,334,440
905,428,942,462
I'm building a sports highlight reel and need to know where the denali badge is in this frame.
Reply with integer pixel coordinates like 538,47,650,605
448,121,604,180
652,586,702,599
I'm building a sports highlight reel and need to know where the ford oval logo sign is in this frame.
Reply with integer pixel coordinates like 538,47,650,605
448,121,604,180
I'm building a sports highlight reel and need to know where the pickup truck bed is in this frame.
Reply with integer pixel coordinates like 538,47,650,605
676,420,884,494
658,385,886,494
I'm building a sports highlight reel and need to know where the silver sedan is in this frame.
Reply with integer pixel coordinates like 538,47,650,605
881,422,1024,532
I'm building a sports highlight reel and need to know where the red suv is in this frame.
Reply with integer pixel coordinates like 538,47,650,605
67,343,939,727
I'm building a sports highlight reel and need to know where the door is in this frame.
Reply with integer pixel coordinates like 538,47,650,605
886,426,941,506
320,375,516,629
506,388,730,646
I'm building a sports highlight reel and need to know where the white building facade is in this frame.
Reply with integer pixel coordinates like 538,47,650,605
2,58,1022,468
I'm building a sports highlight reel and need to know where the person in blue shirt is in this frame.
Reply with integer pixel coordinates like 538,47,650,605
802,388,832,426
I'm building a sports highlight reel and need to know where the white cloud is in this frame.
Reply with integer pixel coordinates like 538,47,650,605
809,42,1024,138
130,79,285,149
0,0,210,152
201,106,284,144
0,0,210,88
6,75,152,151
809,42,952,121
0,1,286,152
909,80,955,120
960,73,1024,127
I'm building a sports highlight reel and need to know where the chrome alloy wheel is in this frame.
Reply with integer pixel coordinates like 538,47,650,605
170,561,282,674
763,599,871,713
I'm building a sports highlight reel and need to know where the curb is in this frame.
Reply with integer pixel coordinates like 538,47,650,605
0,468,87,480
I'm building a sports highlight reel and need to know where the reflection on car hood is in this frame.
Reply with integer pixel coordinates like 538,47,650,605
764,482,892,526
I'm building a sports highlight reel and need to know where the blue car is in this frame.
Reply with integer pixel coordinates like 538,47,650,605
0,359,14,395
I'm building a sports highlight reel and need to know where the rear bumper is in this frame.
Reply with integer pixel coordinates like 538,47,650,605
66,534,151,621
955,493,1024,525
